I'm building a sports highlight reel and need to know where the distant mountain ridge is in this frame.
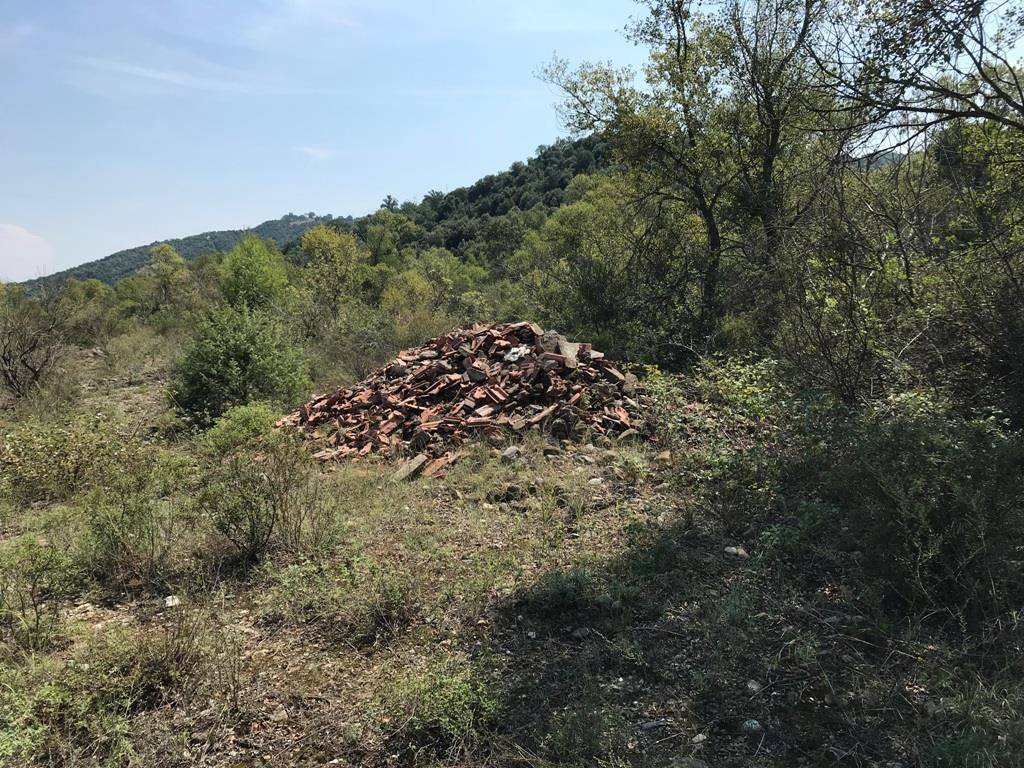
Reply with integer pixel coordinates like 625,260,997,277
23,135,608,290
23,213,342,290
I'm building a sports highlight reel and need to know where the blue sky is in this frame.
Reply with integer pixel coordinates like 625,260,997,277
0,0,645,281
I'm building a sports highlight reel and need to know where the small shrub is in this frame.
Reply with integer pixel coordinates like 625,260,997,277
0,536,82,653
0,618,205,765
168,305,309,426
203,401,279,456
646,360,790,533
0,415,142,506
310,301,397,382
85,491,180,590
541,692,628,766
81,446,196,590
196,437,337,563
103,325,177,383
381,653,499,762
523,567,597,619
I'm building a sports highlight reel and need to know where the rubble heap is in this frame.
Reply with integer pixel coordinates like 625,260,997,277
279,321,648,475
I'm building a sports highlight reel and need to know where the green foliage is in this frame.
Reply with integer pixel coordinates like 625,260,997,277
0,287,69,399
82,449,195,590
218,237,290,310
0,415,141,505
381,652,499,761
513,173,704,366
168,305,308,426
56,278,120,344
540,691,628,766
0,536,82,653
24,213,339,290
298,225,365,320
791,393,1024,626
203,401,279,455
195,437,337,563
0,619,205,765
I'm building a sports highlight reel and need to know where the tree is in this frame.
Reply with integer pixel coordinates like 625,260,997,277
513,173,703,364
817,0,1024,140
299,225,366,320
168,306,309,426
0,288,69,399
545,0,831,345
145,244,193,313
219,237,290,310
57,278,119,344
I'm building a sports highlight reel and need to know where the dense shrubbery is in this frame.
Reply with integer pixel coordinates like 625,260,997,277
168,306,308,426
0,416,143,505
792,395,1024,627
651,362,1024,632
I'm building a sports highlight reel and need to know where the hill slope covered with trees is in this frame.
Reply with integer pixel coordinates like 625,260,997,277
23,213,341,290
26,136,607,291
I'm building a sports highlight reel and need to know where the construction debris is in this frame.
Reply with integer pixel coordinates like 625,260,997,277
279,322,650,473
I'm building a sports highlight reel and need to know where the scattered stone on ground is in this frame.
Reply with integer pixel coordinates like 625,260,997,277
279,322,651,475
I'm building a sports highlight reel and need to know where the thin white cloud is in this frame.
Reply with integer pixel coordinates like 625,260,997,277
0,20,34,51
295,146,338,161
0,224,55,282
76,56,256,93
68,55,321,96
239,0,361,49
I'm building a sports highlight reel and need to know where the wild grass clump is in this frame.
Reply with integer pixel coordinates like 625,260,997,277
380,652,499,763
79,443,197,591
257,559,417,645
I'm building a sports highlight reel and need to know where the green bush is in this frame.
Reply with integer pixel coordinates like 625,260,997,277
84,486,181,591
0,536,82,654
647,360,790,533
203,401,279,456
792,393,1024,627
381,652,498,761
0,416,142,505
168,306,309,426
196,437,337,563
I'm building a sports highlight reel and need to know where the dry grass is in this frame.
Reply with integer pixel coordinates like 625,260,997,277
2,364,1022,768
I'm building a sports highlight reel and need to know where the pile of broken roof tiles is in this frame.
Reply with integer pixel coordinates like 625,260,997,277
278,321,648,477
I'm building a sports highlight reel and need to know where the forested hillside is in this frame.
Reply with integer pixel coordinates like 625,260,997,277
23,213,341,290
2,3,1024,768
27,136,606,291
